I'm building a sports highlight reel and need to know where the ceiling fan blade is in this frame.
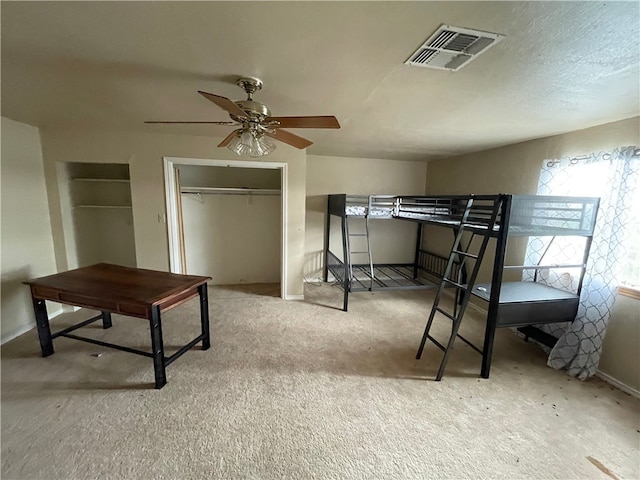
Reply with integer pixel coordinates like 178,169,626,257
198,91,248,119
266,116,340,129
218,130,239,148
266,129,313,149
145,121,236,125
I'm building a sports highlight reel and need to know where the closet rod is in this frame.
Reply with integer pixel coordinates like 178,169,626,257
180,187,281,196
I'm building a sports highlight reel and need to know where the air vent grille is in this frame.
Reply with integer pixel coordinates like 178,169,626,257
406,25,504,71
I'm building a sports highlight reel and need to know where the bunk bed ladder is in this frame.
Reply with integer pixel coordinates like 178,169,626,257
345,212,374,291
415,196,502,381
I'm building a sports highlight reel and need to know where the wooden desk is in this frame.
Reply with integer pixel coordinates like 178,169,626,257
25,263,212,389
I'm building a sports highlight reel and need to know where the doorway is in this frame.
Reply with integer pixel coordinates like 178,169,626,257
163,157,288,299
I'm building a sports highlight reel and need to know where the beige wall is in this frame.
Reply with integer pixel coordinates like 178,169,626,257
427,117,639,196
426,116,640,391
305,155,428,280
182,194,281,284
39,128,306,297
1,118,59,342
177,165,281,189
599,294,640,390
178,165,281,283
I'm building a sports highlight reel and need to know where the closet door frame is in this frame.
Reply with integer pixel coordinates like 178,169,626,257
163,156,288,300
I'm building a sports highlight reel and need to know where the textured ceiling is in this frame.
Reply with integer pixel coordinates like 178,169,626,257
2,1,639,161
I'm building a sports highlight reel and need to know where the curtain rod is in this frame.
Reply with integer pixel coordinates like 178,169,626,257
546,147,639,167
181,186,281,196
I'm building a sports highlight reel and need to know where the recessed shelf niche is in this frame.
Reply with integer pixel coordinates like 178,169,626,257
62,162,137,268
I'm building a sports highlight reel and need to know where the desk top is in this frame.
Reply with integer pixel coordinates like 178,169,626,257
472,281,578,304
25,263,211,318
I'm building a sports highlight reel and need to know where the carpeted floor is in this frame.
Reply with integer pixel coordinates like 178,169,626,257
1,283,638,479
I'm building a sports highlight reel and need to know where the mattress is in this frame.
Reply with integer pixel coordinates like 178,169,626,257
345,206,394,217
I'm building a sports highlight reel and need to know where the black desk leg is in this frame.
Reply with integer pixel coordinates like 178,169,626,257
102,311,112,329
33,298,54,357
198,284,210,350
149,305,167,389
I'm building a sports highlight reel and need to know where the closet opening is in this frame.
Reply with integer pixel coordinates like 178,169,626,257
164,157,287,299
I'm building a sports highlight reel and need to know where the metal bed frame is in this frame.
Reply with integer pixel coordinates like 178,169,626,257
325,193,600,380
401,194,599,380
323,194,462,312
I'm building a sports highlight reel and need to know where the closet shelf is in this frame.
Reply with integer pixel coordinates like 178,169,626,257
181,187,281,196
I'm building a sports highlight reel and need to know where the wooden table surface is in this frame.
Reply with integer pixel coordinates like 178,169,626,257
25,263,212,388
25,263,211,318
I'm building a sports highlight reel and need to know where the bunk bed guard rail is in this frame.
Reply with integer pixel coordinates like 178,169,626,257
393,195,505,233
507,195,599,236
392,195,599,237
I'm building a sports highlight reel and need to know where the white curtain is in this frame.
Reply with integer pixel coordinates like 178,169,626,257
523,146,640,379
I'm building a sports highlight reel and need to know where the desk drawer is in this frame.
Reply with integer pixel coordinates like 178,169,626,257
58,293,118,312
32,286,60,301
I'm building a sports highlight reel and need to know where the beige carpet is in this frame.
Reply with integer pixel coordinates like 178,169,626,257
1,283,638,479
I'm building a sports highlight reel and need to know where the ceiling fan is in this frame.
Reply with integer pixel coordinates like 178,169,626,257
145,76,340,157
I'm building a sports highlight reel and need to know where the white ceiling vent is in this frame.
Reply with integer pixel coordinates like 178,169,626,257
406,25,504,71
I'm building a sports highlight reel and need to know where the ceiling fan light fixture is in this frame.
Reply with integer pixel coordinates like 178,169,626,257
149,76,338,152
227,129,276,157
256,134,276,156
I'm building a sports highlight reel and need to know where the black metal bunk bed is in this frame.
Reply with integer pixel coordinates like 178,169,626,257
323,194,462,312
393,194,599,380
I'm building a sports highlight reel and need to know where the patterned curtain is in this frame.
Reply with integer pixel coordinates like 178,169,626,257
523,146,640,379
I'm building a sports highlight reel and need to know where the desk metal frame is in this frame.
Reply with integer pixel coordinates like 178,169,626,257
26,264,211,389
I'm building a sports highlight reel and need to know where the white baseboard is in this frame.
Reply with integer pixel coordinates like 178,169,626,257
1,307,64,345
440,288,489,315
285,295,305,301
1,322,34,345
442,290,640,398
465,299,488,315
49,308,65,318
595,371,640,399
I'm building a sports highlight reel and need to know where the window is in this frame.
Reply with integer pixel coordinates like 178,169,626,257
525,146,639,378
619,184,640,297
525,147,640,298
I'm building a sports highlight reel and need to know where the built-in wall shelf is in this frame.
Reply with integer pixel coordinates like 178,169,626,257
181,187,281,196
69,172,132,208
73,205,132,209
71,178,130,183
63,162,137,269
